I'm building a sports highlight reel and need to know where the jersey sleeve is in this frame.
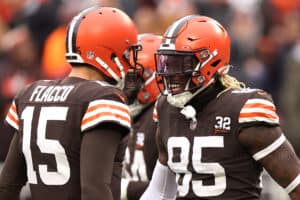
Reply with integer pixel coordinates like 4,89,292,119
4,82,33,131
81,99,131,132
5,100,19,131
238,91,280,127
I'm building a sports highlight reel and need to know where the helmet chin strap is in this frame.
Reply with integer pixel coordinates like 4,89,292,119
167,78,215,108
129,99,148,118
167,91,193,108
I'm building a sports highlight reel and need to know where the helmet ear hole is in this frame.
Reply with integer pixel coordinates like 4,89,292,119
111,53,116,60
211,59,221,67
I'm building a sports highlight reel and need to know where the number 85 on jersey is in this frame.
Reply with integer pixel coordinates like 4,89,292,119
168,136,226,197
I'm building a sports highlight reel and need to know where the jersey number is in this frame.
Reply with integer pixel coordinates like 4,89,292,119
168,136,226,197
21,106,70,185
124,148,148,181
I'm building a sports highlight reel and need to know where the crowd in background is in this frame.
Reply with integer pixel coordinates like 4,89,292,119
0,0,299,199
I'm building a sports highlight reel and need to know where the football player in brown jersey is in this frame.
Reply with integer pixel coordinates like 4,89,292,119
140,15,300,200
0,7,139,200
121,33,162,200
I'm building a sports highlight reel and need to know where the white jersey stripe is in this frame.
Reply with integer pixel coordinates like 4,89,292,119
253,134,286,160
81,99,130,131
153,100,158,122
82,107,129,120
81,116,130,132
8,106,18,120
5,115,19,130
88,99,128,109
239,116,279,124
240,107,277,116
244,99,275,106
239,98,279,124
5,101,19,130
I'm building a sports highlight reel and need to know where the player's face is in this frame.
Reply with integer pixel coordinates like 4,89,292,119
156,52,198,94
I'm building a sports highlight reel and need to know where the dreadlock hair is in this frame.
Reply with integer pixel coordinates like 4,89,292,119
220,74,245,89
216,73,246,97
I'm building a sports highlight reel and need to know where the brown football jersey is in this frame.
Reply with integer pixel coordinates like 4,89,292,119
123,103,158,199
156,88,280,199
5,77,130,199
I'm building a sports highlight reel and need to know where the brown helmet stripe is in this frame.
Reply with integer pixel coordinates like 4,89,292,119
66,7,99,54
164,15,198,45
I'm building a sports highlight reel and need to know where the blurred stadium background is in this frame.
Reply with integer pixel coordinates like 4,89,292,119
0,0,299,199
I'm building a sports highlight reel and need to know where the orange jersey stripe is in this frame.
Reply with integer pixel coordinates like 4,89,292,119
7,112,19,126
81,112,130,127
153,112,158,121
242,103,275,112
86,103,129,115
239,112,278,120
153,101,158,121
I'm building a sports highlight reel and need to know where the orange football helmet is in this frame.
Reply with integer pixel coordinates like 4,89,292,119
65,7,138,88
124,33,162,104
155,15,230,95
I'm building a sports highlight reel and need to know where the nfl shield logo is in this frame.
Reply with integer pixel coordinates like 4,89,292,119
87,51,94,59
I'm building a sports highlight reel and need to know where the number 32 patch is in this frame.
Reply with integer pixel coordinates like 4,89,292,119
214,116,231,134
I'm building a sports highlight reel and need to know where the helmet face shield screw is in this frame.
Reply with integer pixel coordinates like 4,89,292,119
143,92,150,100
197,76,205,83
200,50,210,59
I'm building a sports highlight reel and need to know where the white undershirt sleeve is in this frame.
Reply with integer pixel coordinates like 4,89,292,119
140,160,177,200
